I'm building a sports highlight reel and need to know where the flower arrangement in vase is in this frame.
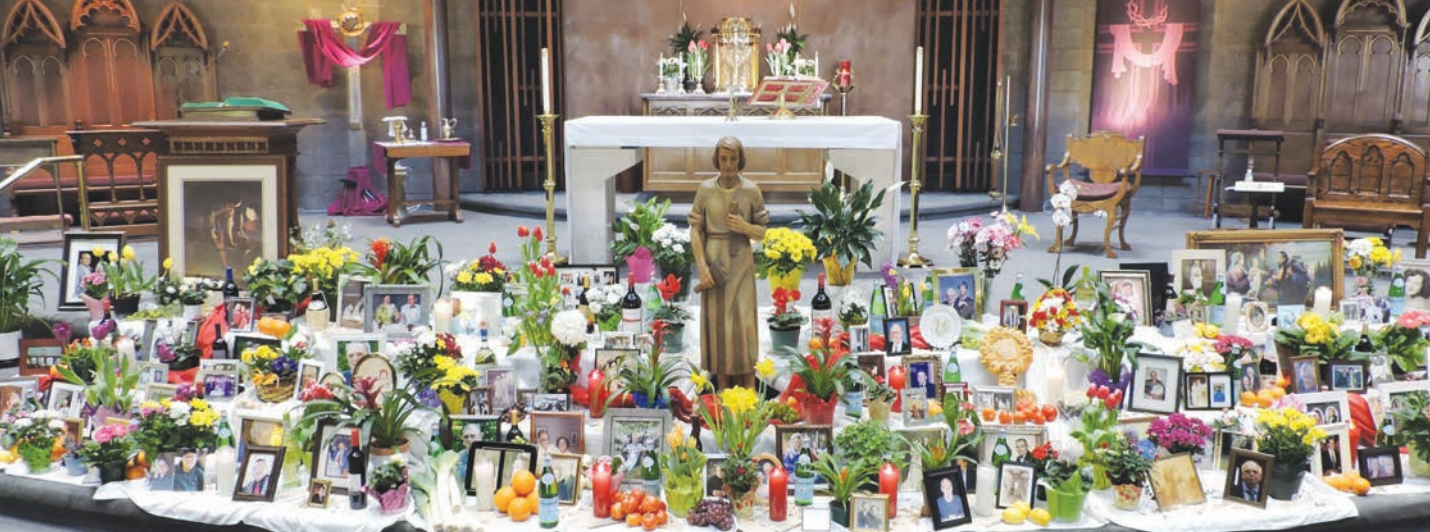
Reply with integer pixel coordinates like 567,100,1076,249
395,331,479,414
659,426,707,517
1074,283,1141,392
699,386,771,517
1346,237,1397,297
1029,289,1081,346
838,288,868,328
1375,310,1430,374
1096,436,1152,510
945,209,1037,310
785,320,854,424
1146,413,1213,458
450,241,508,293
685,40,710,93
99,245,157,314
756,228,817,291
1070,384,1124,490
651,224,695,299
878,263,920,318
1254,407,1326,499
764,39,794,77
651,275,692,353
508,226,575,392
3,409,67,472
287,242,360,303
76,424,135,483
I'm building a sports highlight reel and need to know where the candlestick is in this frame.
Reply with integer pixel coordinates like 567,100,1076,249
879,462,899,517
1224,293,1244,334
433,300,453,335
541,48,552,115
769,466,788,521
974,465,996,517
1313,286,1332,318
589,369,606,418
897,114,933,267
913,46,924,115
538,113,567,264
593,462,613,518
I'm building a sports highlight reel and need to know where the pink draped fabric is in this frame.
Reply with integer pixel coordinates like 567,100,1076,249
299,19,412,108
1108,23,1184,86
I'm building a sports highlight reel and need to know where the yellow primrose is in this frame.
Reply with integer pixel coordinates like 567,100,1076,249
719,386,758,415
189,399,210,411
1349,256,1363,270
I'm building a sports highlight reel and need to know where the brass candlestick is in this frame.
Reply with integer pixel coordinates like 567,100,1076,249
898,114,932,268
539,113,567,265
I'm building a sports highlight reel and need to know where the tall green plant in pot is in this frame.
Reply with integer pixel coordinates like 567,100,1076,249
0,239,58,360
794,178,886,287
810,453,876,527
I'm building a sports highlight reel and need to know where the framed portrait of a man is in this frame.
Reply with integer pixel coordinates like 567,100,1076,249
160,159,287,283
923,466,971,529
363,285,431,338
883,318,911,356
1224,449,1273,508
331,333,383,375
58,231,124,310
234,445,286,502
1128,354,1182,414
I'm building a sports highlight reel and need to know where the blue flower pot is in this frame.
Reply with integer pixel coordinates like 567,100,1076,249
632,391,668,409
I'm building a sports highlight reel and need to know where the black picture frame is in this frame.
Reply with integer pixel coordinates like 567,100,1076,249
1183,371,1233,411
883,317,911,355
1358,446,1404,486
311,419,364,495
1327,360,1369,393
58,231,125,310
1118,262,1170,321
1223,449,1274,509
233,445,286,502
857,353,886,380
1128,353,1183,414
464,442,538,497
531,393,571,412
923,465,972,529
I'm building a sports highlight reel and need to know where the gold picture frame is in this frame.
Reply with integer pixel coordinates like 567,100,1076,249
1186,229,1345,307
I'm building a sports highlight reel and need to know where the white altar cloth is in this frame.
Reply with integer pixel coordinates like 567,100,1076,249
562,116,904,264
94,478,424,532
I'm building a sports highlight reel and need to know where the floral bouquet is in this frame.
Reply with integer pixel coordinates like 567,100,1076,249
1146,413,1213,456
101,245,157,296
508,226,573,391
685,40,709,83
81,269,109,300
450,241,507,292
1177,337,1224,373
699,386,772,460
1275,312,1354,362
1030,288,1082,337
769,287,807,331
1346,237,1397,283
586,284,625,332
651,223,694,276
1212,332,1257,371
1254,407,1326,467
756,227,818,281
610,197,671,266
922,394,983,470
395,331,479,403
1070,384,1124,489
4,410,66,472
1376,310,1430,372
946,209,1037,279
765,38,793,77
133,398,220,456
243,258,310,311
75,424,135,468
241,343,311,401
838,288,868,328
288,243,359,299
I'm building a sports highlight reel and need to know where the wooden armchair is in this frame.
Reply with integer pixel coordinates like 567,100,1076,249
1045,131,1145,258
1303,134,1430,259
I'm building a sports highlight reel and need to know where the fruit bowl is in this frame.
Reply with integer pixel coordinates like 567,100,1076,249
685,497,738,532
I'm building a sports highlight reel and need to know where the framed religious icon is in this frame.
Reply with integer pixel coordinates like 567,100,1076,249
903,355,943,403
550,453,584,505
1169,249,1226,301
1148,453,1206,509
1183,371,1232,411
363,285,431,338
1327,360,1368,393
604,408,672,486
850,493,891,532
1186,229,1345,308
997,300,1028,330
902,389,929,425
331,333,383,375
353,354,398,401
883,318,911,355
995,462,1036,509
1296,391,1349,426
924,465,971,529
467,387,494,416
1312,423,1350,477
933,268,982,320
1099,270,1153,326
857,353,886,381
979,425,1046,464
1358,446,1404,486
233,445,286,502
1288,355,1321,395
58,231,125,310
464,442,538,497
1403,258,1430,311
160,159,287,282
18,338,63,377
1224,449,1274,509
530,412,585,455
1128,354,1182,414
1243,302,1270,333
336,274,371,329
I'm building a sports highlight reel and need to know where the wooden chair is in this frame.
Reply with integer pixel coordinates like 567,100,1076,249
1045,131,1145,258
1304,134,1430,258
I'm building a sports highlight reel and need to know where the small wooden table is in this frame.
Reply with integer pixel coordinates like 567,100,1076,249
373,140,470,226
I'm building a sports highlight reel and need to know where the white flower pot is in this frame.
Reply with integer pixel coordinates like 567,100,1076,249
183,305,203,321
0,330,20,362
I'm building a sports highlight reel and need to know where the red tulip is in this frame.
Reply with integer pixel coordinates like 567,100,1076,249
534,227,544,241
489,241,498,254
518,226,530,237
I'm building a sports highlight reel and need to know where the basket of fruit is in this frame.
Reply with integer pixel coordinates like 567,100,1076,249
687,497,737,531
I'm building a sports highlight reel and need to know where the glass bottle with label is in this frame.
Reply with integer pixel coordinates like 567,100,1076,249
539,454,560,528
621,274,643,334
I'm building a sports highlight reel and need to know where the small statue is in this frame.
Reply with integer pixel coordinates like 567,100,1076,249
441,118,457,140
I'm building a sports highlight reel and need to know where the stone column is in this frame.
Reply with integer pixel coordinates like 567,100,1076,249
1019,0,1054,212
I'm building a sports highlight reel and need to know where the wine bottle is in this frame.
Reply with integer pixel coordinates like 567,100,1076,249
1010,274,1025,302
539,454,560,528
1356,324,1375,354
474,328,496,366
620,274,643,334
811,273,833,324
991,429,1011,468
222,267,240,298
210,324,229,360
505,410,525,443
348,428,367,510
870,286,887,332
578,277,594,333
1389,265,1406,318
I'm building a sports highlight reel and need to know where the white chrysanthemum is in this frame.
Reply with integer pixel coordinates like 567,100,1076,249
673,243,684,254
169,402,191,418
552,310,589,347
415,328,438,347
13,418,31,428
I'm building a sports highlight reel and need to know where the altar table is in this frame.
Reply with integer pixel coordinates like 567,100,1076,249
563,116,903,264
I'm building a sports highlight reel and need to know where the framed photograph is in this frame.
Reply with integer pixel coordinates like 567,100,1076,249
857,353,886,380
59,418,83,448
353,354,398,401
1338,300,1361,323
705,453,728,498
1169,249,1226,301
594,348,637,374
1119,262,1172,316
942,382,970,403
0,376,40,413
235,410,284,460
998,300,1029,330
312,419,361,495
1148,453,1206,509
1224,449,1274,508
160,159,286,282
1402,258,1430,311
307,479,333,508
46,382,84,418
933,267,981,320
467,387,494,416
883,317,911,355
850,493,890,532
1183,371,1232,411
1100,270,1153,326
980,425,1047,464
1128,354,1182,414
58,231,125,310
775,425,834,475
1375,381,1430,433
531,393,570,412
320,372,346,389
331,333,383,375
464,442,538,496
224,298,257,332
296,360,324,401
145,383,180,404
1358,446,1404,486
363,285,432,338
550,453,584,505
200,371,239,403
531,412,584,455
448,415,500,452
603,408,672,483
1212,429,1258,472
336,275,371,330
1275,305,1305,330
200,359,241,375
903,355,942,402
1297,390,1350,426
171,449,207,492
147,452,179,491
1288,355,1321,394
485,367,518,414
1327,360,1368,393
995,462,1036,509
803,506,833,532
902,388,929,425
18,338,63,377
230,333,280,360
850,325,871,353
1186,229,1344,308
603,332,634,350
234,445,286,502
1243,302,1270,333
517,388,538,411
1313,423,1350,476
972,385,1016,413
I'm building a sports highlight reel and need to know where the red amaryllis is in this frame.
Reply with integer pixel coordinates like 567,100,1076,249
370,238,391,269
656,274,682,302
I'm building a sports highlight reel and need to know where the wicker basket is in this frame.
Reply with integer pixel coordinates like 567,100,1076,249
256,378,297,403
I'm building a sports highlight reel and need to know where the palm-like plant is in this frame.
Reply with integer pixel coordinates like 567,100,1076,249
794,179,886,272
667,21,704,57
0,238,58,333
810,453,875,506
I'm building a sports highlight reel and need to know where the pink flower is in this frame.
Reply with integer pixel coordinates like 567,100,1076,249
688,41,697,53
957,419,976,436
699,41,709,50
1397,310,1430,328
92,424,130,444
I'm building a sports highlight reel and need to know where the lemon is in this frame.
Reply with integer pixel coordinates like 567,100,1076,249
1012,501,1033,515
1002,507,1028,525
1028,508,1052,526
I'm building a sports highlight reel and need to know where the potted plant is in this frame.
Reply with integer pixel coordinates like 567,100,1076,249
1376,311,1430,376
834,420,908,489
395,331,475,414
3,410,66,473
611,198,671,282
99,245,156,315
660,427,707,517
155,262,211,320
1098,436,1153,510
610,330,683,409
241,342,313,404
508,227,574,393
651,224,695,300
768,287,806,354
76,423,136,483
1070,384,1124,490
287,242,359,316
1274,312,1353,381
1255,407,1327,500
133,395,220,458
0,238,58,359
1388,390,1430,476
934,394,984,473
1146,413,1213,461
1039,458,1092,523
358,236,445,287
367,388,431,463
785,321,853,424
1074,283,1141,393
794,178,887,287
838,288,868,330
652,275,692,353
755,227,817,292
55,339,140,423
698,386,771,517
809,452,876,527
450,241,507,338
242,258,311,315
366,459,411,514
866,377,897,422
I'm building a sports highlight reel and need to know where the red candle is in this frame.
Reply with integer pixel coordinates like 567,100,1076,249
879,462,899,517
593,461,612,518
769,466,788,521
837,60,853,88
590,369,606,418
889,365,906,413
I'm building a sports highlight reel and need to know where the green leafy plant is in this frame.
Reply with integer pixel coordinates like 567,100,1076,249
784,324,854,402
939,394,984,463
698,386,771,459
360,236,445,288
1075,282,1142,383
1274,312,1355,363
1255,407,1326,466
368,388,432,449
0,238,59,333
1041,458,1091,495
833,420,908,471
608,342,682,407
1375,312,1430,371
810,452,875,505
299,379,434,450
75,424,134,466
610,197,671,263
651,274,692,325
242,258,310,309
769,287,808,330
866,377,898,403
370,459,409,492
1097,436,1152,486
101,245,157,296
1388,391,1430,462
55,341,140,413
794,179,887,269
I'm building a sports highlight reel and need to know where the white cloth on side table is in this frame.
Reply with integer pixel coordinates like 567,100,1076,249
94,479,425,532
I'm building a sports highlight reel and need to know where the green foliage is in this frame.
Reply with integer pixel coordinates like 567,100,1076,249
833,420,908,471
609,348,683,408
810,452,875,504
1075,282,1142,378
368,388,432,449
360,236,444,288
939,394,984,463
1389,391,1430,462
783,339,855,401
1375,325,1427,371
1097,436,1152,485
667,21,703,57
610,198,672,263
1041,458,1091,495
242,258,311,308
793,179,886,268
0,239,58,332
370,460,409,492
55,343,140,413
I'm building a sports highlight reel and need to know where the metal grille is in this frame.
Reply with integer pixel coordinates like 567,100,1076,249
474,0,563,191
917,0,1001,192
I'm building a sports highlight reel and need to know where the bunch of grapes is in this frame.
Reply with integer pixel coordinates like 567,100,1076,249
688,498,735,531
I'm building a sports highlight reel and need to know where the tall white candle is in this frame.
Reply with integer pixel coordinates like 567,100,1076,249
1313,286,1332,317
433,300,453,335
1045,357,1065,404
1224,293,1244,334
473,459,496,511
913,46,924,115
974,465,996,517
540,48,552,115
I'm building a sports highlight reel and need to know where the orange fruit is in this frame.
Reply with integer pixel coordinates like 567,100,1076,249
998,411,1013,424
527,490,539,509
655,509,668,525
1255,390,1274,408
1239,391,1258,406
494,486,517,513
626,513,642,527
1344,470,1362,481
1268,386,1286,400
642,512,659,531
1324,475,1347,492
508,497,533,521
611,502,626,521
981,407,996,422
1351,477,1371,495
512,470,537,496
50,439,67,461
1012,412,1027,424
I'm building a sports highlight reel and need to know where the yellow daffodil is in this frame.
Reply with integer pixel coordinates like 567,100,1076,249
755,359,776,380
691,371,711,392
719,386,758,415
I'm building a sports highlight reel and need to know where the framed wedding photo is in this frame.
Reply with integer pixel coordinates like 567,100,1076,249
363,285,431,338
58,231,125,310
1148,453,1206,509
233,445,286,502
934,268,981,320
923,465,971,529
1099,269,1153,326
1223,449,1274,509
160,159,287,282
1129,354,1182,414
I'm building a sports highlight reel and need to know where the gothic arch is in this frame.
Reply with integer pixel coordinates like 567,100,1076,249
70,0,140,32
150,2,208,51
2,0,65,48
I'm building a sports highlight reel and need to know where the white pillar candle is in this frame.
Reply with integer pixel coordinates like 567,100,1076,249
1313,286,1332,317
1045,357,1065,405
540,48,552,115
974,465,997,517
1224,293,1244,334
433,300,453,335
473,459,496,511
913,46,924,115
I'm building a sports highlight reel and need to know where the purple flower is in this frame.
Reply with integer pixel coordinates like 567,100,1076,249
156,342,175,363
881,261,899,288
51,322,72,346
174,385,195,402
90,319,115,340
